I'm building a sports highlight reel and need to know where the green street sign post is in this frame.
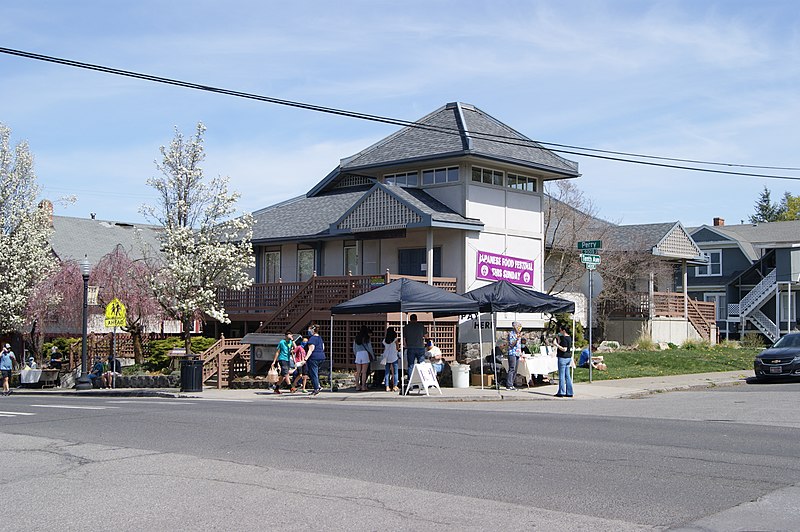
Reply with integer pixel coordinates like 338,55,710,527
580,253,601,265
577,240,602,251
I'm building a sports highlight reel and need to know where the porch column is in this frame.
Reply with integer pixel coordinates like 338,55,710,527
648,271,655,321
682,260,688,319
776,283,781,338
426,227,434,285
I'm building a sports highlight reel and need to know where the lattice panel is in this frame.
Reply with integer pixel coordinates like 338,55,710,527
333,174,373,189
657,225,701,259
338,188,421,232
328,318,456,369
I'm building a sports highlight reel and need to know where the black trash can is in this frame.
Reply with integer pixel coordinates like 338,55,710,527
180,358,203,392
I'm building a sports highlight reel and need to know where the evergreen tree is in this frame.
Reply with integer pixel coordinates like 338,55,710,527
749,186,782,223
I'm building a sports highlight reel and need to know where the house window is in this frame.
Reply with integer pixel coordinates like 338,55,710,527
696,250,722,276
703,293,727,321
344,243,358,275
298,248,315,281
422,166,459,185
385,171,418,187
507,172,537,192
471,166,504,186
262,250,280,283
398,247,441,277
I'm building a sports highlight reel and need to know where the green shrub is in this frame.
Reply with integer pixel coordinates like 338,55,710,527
41,337,80,358
740,332,766,349
636,335,657,351
681,339,711,350
667,342,678,350
552,313,586,346
144,336,218,372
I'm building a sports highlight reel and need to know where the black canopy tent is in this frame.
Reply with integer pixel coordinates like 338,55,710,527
461,280,576,389
330,278,480,393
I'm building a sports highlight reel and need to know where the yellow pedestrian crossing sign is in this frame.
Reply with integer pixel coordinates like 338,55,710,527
104,298,127,328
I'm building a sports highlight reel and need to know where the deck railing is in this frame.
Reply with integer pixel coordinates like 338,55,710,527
600,291,716,341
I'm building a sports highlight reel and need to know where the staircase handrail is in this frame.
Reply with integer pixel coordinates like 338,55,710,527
740,269,777,316
748,310,779,343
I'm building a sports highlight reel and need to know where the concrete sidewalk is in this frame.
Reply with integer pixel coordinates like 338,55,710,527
11,370,752,402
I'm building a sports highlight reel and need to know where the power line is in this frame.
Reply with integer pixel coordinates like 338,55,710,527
2,46,799,181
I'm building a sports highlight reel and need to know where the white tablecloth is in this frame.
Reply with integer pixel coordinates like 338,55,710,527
502,355,558,381
20,369,42,384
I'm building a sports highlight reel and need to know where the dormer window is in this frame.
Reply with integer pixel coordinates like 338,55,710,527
385,171,418,187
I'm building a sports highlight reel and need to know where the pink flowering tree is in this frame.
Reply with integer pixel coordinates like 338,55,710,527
92,244,164,364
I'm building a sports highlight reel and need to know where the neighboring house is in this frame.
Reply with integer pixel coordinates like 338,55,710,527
219,102,581,369
543,204,714,344
688,218,800,342
45,212,189,336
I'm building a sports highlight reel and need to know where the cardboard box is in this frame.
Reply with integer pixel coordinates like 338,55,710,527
471,374,493,387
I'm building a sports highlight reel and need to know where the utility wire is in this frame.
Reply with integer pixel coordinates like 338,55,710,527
2,46,800,180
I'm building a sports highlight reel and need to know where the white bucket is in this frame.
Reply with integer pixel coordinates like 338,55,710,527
451,364,470,388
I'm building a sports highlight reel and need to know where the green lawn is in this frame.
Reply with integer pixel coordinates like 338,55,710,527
570,347,760,382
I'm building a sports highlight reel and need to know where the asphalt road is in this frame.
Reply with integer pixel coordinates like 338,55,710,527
2,381,799,531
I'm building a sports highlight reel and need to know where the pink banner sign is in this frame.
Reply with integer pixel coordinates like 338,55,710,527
476,250,534,287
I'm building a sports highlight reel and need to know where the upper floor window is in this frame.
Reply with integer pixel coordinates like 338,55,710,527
422,166,459,185
298,248,315,281
696,250,722,277
385,171,418,187
507,172,537,192
262,250,281,283
471,166,503,186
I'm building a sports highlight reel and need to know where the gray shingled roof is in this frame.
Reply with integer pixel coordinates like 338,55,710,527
251,185,481,242
604,223,679,252
706,220,800,247
388,186,483,227
688,220,800,261
50,216,163,266
340,102,579,176
251,188,370,242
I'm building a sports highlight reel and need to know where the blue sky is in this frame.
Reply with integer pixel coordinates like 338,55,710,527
1,0,799,227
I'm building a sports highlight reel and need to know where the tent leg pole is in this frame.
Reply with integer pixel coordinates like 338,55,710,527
492,314,499,390
477,313,484,390
330,315,334,392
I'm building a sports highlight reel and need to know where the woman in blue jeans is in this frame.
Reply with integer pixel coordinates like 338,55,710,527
303,324,325,396
555,326,574,397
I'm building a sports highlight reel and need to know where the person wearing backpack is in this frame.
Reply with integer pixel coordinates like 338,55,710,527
1,343,18,396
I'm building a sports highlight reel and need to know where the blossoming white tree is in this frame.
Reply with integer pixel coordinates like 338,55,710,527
141,123,254,354
0,124,56,335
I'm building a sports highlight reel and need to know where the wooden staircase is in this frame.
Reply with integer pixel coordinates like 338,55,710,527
200,336,250,389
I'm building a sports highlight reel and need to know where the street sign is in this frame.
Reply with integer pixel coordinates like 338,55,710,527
580,253,601,265
104,298,127,328
577,240,602,250
585,263,597,270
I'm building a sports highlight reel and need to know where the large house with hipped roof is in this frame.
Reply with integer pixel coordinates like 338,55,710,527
216,102,581,373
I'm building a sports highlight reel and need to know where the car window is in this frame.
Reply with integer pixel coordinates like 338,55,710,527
774,334,800,348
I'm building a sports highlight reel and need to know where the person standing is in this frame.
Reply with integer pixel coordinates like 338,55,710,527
290,336,309,393
382,327,400,392
103,355,122,389
1,343,17,396
353,326,374,391
555,326,574,397
271,331,295,394
506,321,523,390
403,314,426,379
303,324,325,396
